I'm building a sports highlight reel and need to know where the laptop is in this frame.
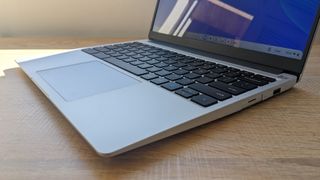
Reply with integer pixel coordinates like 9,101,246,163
17,0,320,157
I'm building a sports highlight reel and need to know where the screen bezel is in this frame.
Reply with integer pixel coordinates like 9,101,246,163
148,0,320,75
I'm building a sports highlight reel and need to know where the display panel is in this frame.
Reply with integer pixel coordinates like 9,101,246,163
153,0,320,60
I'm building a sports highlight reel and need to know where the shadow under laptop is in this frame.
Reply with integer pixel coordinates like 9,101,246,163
2,67,320,179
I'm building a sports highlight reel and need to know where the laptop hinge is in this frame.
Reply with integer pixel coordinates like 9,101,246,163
148,39,285,75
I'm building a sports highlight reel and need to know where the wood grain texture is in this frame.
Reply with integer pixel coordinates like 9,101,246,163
0,37,319,180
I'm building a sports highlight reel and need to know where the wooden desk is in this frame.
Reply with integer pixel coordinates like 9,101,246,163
0,38,319,179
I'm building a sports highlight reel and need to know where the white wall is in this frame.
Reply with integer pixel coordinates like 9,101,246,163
0,0,319,41
0,0,157,38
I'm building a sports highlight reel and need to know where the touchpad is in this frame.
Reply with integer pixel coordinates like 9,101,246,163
38,61,139,101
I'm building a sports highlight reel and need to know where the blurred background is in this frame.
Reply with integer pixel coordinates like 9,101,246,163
0,0,319,41
0,0,157,38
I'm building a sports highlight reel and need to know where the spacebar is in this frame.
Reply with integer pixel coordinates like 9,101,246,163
104,57,147,76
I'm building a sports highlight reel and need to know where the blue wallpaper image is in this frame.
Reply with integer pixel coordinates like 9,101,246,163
154,0,320,52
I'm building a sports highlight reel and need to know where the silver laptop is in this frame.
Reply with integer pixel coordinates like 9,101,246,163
17,0,320,157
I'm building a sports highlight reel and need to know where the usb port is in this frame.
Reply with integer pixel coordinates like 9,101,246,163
273,88,281,95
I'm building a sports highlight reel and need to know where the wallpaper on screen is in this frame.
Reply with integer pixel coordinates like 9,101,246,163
153,0,320,51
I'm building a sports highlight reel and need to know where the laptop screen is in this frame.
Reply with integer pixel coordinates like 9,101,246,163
152,0,320,60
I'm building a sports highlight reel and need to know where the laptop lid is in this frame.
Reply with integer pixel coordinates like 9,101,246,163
149,0,320,76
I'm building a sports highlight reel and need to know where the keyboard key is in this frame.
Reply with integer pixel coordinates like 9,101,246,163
148,54,160,59
122,57,136,63
139,57,151,62
182,88,199,96
149,49,160,53
163,54,177,58
82,48,99,54
156,51,167,56
184,73,201,79
181,59,193,64
141,52,152,56
211,68,227,74
175,88,199,98
176,78,194,86
110,53,122,57
138,63,153,69
141,73,158,80
239,76,268,86
193,69,209,75
93,47,110,52
209,81,246,95
190,62,204,67
233,81,258,91
151,78,169,85
125,52,136,56
113,48,125,52
201,64,215,70
130,60,144,66
241,71,254,77
164,66,179,71
206,73,221,79
104,50,115,55
154,62,168,68
136,50,145,54
181,58,195,64
171,54,183,59
163,59,177,64
162,82,183,91
253,75,276,82
196,77,214,84
132,54,144,59
191,95,218,107
189,83,232,101
165,74,183,81
146,59,159,65
224,71,241,78
182,66,198,71
173,62,187,68
92,52,110,59
147,66,162,72
174,69,189,75
104,57,148,76
103,45,113,49
155,70,171,76
117,55,129,60
156,57,168,61
217,76,237,83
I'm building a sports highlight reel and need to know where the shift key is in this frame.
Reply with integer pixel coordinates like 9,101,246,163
104,57,147,76
189,83,232,101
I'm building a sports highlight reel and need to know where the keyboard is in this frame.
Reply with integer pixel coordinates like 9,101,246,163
82,42,276,107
